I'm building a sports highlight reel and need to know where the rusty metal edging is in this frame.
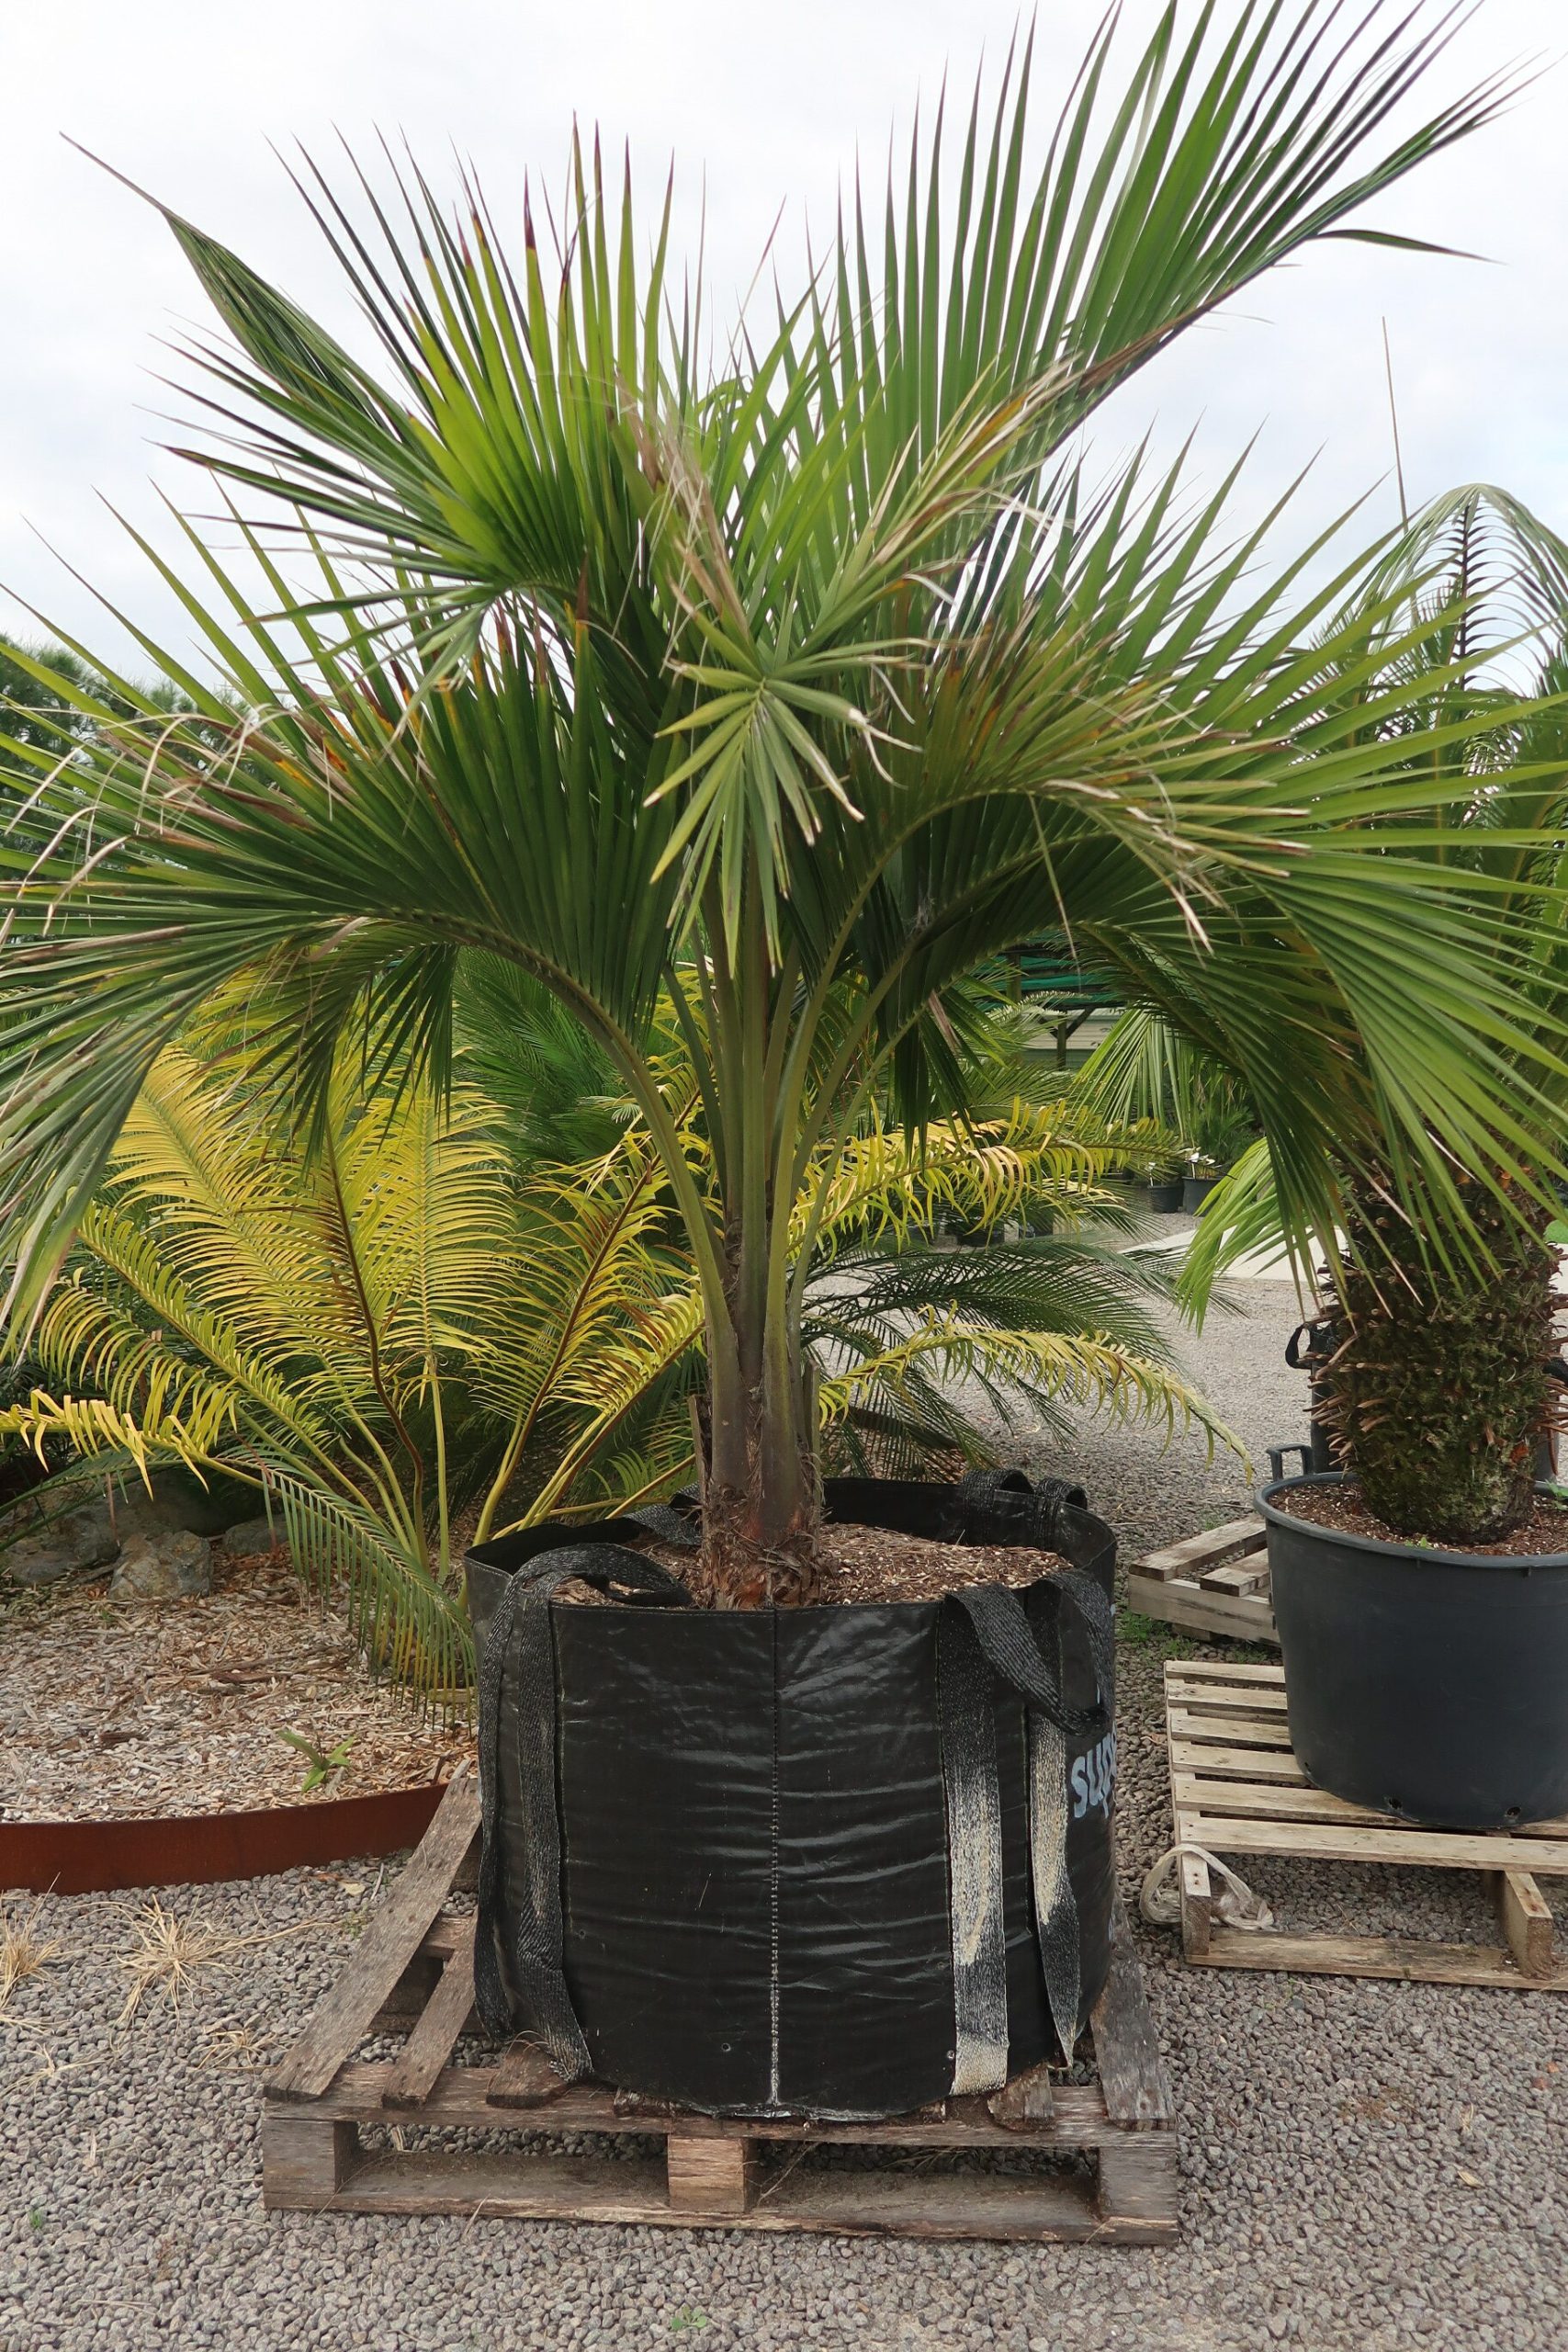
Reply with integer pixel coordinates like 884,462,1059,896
0,1780,450,1894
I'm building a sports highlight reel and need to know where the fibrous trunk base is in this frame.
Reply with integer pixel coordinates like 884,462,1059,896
687,1486,823,1608
1319,1175,1555,1546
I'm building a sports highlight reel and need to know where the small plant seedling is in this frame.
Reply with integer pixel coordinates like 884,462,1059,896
670,2312,709,2335
276,1728,355,1792
28,2209,43,2233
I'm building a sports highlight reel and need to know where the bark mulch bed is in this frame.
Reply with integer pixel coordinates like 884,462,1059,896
0,1550,473,1824
1270,1478,1568,1558
635,1519,1069,1605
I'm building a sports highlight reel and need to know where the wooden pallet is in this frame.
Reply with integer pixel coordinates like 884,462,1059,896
1164,1660,1568,1989
1126,1516,1277,1646
263,1772,1178,2244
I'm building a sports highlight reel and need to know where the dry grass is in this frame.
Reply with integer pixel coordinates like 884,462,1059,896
113,1894,333,2024
0,1894,62,2023
198,2020,275,2074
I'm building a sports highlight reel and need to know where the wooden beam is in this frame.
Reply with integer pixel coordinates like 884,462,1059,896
666,2136,758,2215
1192,1923,1568,1993
1134,1520,1266,1581
1168,1740,1307,1783
269,1770,479,2102
486,2039,573,2110
1168,1708,1294,1749
261,2116,357,2210
1171,1774,1404,1827
988,2062,1055,2129
1124,1577,1278,1645
382,1918,477,2110
1197,1560,1270,1597
1495,1870,1556,1978
1178,1813,1568,1876
1096,2137,1179,2232
307,2146,1168,2242
1089,1896,1174,2124
1164,1660,1286,1685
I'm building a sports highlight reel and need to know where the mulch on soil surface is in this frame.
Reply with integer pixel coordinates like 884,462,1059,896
0,1550,473,1823
1271,1477,1568,1558
633,1519,1068,1605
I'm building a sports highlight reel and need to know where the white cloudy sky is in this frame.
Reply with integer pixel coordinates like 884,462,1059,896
0,0,1561,676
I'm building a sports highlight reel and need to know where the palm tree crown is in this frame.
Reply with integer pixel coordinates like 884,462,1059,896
3,3,1563,1598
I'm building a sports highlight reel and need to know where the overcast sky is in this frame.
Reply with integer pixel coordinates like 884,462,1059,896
1,0,1562,677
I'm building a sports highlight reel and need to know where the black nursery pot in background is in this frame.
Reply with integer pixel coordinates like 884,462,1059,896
1259,1472,1568,1830
466,1473,1118,2120
1139,1180,1184,1213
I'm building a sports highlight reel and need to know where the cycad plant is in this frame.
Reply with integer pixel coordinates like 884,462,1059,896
4,4,1565,1602
0,991,1228,1694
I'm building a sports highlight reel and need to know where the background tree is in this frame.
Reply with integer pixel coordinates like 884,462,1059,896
1186,485,1568,1543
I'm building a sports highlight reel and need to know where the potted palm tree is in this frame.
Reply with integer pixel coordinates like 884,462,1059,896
3,6,1560,2112
1241,486,1568,1832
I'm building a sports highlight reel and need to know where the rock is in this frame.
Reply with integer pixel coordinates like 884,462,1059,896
150,1464,258,1536
2,1500,119,1587
219,1514,286,1559
107,1475,250,1545
107,1529,212,1601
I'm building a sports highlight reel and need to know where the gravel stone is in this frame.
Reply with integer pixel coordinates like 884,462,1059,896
3,1262,1563,2348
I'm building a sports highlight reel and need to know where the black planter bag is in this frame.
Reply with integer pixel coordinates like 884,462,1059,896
466,1469,1116,2120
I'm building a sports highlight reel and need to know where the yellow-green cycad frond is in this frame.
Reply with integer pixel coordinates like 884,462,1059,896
47,1206,340,1460
500,1282,705,1533
319,1072,513,1393
0,1383,239,1484
103,1044,337,1373
468,1133,700,1540
266,1471,471,1718
818,1312,1245,1464
800,1100,1115,1261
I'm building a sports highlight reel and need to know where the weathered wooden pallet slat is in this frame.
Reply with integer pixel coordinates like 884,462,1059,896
1168,1708,1294,1749
1126,1518,1278,1647
269,1770,479,2102
1163,1662,1568,1991
304,2148,1134,2242
263,1800,1179,2244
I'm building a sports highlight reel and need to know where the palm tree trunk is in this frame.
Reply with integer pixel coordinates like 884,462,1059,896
690,1232,822,1607
1318,1174,1555,1545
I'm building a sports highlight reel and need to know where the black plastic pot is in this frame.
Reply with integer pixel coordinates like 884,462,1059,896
467,1471,1118,2120
1258,1472,1568,1828
1180,1173,1223,1214
1139,1180,1184,1213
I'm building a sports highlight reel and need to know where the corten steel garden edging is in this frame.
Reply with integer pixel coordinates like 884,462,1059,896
0,1780,451,1894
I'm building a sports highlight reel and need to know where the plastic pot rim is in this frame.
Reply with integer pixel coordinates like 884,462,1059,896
1257,1469,1568,1576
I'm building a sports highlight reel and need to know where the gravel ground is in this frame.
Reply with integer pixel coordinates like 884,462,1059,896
4,1258,1565,2352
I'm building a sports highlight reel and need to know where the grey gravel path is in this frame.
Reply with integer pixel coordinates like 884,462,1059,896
4,1270,1565,2352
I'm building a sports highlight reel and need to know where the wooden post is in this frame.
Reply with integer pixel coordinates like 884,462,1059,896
1096,2136,1179,2232
1495,1869,1555,1978
1179,1849,1213,1959
666,2135,758,2216
262,2115,357,2210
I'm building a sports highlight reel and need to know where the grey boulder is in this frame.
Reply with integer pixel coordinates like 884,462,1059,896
220,1514,287,1558
108,1528,213,1601
2,1499,120,1587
